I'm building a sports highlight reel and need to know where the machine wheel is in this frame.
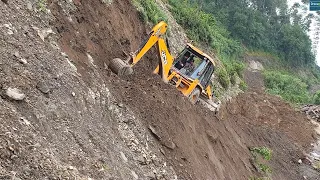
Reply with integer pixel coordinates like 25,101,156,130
188,87,201,105
109,58,133,76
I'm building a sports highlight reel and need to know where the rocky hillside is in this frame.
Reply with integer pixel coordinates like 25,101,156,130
0,0,319,179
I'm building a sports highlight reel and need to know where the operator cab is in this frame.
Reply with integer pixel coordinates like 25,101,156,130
173,46,215,88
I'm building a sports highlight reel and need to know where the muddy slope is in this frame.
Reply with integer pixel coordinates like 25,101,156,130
50,0,318,179
0,0,319,179
0,0,176,179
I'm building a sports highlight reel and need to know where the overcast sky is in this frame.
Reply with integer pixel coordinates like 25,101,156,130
287,0,320,65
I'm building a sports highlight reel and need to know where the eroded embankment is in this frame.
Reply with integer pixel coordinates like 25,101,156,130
0,0,318,179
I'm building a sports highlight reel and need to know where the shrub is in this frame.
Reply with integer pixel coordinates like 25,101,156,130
168,0,243,57
250,147,272,160
314,90,320,105
239,80,248,91
216,67,230,89
132,0,168,24
263,70,310,104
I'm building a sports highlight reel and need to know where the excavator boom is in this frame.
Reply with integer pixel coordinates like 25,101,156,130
108,21,220,111
109,21,173,81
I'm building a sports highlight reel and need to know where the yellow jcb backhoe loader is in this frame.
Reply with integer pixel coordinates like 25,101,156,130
109,21,220,110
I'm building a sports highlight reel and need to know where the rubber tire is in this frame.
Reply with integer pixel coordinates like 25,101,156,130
109,58,133,76
188,88,201,105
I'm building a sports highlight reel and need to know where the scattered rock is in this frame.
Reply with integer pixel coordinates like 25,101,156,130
134,155,146,165
67,166,76,170
162,140,176,150
120,151,128,162
101,0,113,4
87,53,96,67
148,125,161,140
248,60,264,71
19,58,28,64
144,172,156,179
36,82,50,94
71,92,76,97
6,87,26,101
159,148,165,155
131,171,138,180
20,117,31,126
14,51,20,58
26,1,33,11
298,159,302,164
38,28,54,41
61,52,68,58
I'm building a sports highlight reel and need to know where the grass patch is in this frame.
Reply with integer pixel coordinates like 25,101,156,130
132,0,168,24
250,146,273,178
263,70,310,104
37,0,47,12
250,147,272,161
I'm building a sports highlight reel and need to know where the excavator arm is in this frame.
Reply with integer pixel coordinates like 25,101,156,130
109,21,174,82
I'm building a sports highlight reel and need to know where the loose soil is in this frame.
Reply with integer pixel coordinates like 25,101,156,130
0,0,319,179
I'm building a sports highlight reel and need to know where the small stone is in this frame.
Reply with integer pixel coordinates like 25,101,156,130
19,58,28,64
71,92,76,97
131,171,138,180
117,103,124,108
68,166,76,170
148,125,161,140
162,140,176,150
61,52,68,58
7,29,13,35
134,155,146,165
37,28,54,41
6,88,25,101
144,172,155,179
298,159,302,164
14,51,20,58
20,117,31,126
36,82,50,94
120,152,128,162
159,148,165,155
26,1,33,10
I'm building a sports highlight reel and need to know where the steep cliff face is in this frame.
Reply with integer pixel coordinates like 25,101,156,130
0,0,319,179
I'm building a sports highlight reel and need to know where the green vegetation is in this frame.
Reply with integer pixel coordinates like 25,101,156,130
249,177,270,180
132,0,167,24
250,147,272,161
216,68,230,89
133,0,320,102
189,0,317,68
171,0,319,103
250,147,273,178
313,90,320,105
168,0,243,57
37,0,47,12
258,163,272,174
263,70,310,104
239,80,248,91
168,0,246,90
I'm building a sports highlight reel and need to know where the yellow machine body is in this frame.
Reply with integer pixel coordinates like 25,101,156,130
112,21,216,103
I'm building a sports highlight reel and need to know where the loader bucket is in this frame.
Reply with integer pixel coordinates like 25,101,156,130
109,58,133,76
